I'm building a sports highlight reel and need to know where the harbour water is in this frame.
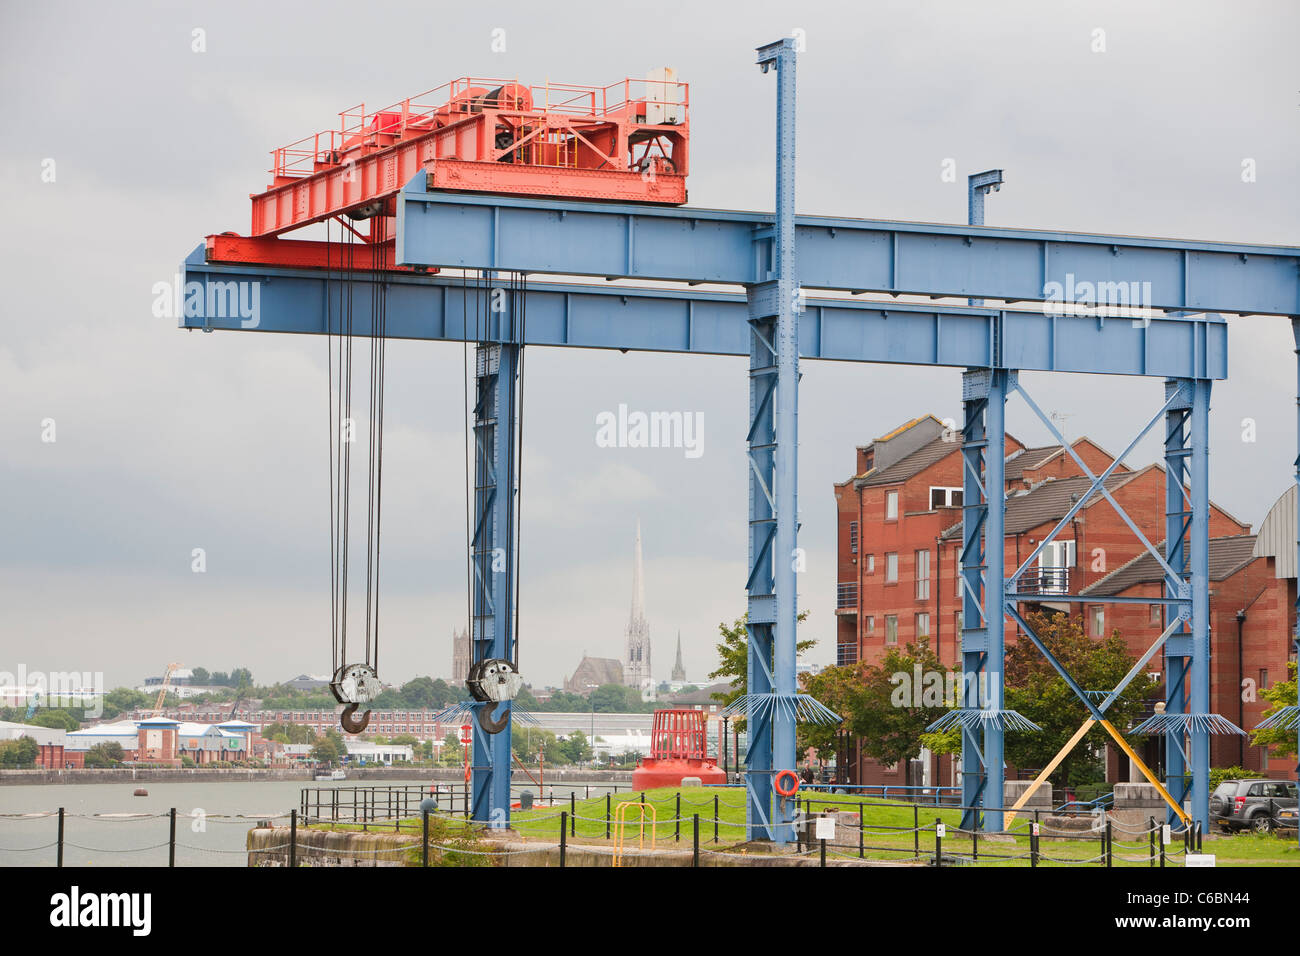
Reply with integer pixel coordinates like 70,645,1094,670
0,778,624,867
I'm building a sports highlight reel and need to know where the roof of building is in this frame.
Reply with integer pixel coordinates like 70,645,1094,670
940,470,1144,540
68,721,140,738
858,435,962,487
568,657,624,688
1252,485,1296,580
1081,534,1259,596
1002,445,1062,481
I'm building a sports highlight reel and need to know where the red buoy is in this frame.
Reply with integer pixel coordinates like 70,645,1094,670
631,709,726,790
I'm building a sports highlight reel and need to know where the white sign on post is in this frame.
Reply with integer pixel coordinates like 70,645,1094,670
1185,854,1217,867
814,814,835,841
936,823,946,838
1161,824,1171,845
1031,822,1040,836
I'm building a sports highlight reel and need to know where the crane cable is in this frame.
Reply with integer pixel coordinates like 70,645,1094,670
325,215,387,734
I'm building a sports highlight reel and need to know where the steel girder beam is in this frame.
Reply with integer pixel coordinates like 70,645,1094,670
395,186,1300,318
469,328,519,825
179,248,1229,379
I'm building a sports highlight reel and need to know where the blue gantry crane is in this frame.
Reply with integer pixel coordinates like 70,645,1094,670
180,38,1300,843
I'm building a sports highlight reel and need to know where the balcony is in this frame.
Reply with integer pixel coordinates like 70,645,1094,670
836,643,859,667
1021,566,1072,596
836,582,858,614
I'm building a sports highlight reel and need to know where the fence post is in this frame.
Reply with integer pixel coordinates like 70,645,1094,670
606,793,611,840
1160,823,1166,868
168,807,176,867
911,803,917,859
559,811,568,868
1031,824,1038,868
972,819,978,861
714,795,719,843
422,809,429,868
289,808,297,868
57,807,64,868
1196,821,1203,853
934,817,942,866
1148,816,1155,867
693,814,700,868
570,791,576,837
675,793,681,843
1105,818,1112,868
820,837,826,867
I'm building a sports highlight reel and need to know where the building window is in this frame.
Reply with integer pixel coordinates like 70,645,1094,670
849,521,858,554
1149,603,1161,625
885,491,899,520
885,615,898,645
867,554,875,573
1090,606,1104,637
837,643,858,666
837,582,858,608
929,486,963,509
866,616,875,635
955,611,963,635
885,552,898,583
915,549,930,600
916,613,930,638
1259,669,1269,690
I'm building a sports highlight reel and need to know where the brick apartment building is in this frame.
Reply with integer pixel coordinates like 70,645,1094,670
833,415,1297,788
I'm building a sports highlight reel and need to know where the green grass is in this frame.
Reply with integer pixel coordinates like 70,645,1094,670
305,787,1300,867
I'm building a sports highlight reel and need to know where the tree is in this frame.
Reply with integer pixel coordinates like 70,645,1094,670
101,688,150,720
190,667,211,684
999,612,1157,788
312,729,347,765
708,611,815,726
0,737,39,768
29,710,80,732
802,642,950,787
261,722,315,745
559,731,593,764
1252,661,1297,759
82,741,125,768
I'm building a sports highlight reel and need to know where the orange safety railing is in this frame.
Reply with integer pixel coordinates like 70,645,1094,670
269,76,689,180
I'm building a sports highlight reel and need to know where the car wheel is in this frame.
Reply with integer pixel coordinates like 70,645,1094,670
1251,814,1273,833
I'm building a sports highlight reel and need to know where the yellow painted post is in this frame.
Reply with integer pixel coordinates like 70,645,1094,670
1098,720,1189,824
1005,719,1095,827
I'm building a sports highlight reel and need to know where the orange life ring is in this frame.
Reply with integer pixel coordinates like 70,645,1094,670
774,769,800,797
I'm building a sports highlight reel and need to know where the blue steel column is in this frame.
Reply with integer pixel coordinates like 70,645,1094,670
745,36,798,845
959,367,1007,830
1162,380,1191,823
470,306,517,824
959,376,988,830
1294,320,1300,846
1188,379,1212,830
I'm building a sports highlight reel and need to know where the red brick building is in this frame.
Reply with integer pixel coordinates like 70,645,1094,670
833,415,1297,787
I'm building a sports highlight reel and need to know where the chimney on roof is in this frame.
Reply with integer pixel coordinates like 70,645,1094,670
873,417,946,473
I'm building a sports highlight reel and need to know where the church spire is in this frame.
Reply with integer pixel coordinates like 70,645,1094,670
671,630,686,682
624,519,652,695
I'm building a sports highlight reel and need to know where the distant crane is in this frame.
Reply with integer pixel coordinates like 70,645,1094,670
148,662,183,717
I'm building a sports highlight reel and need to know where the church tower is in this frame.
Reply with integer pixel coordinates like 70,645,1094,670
624,520,652,695
671,631,686,682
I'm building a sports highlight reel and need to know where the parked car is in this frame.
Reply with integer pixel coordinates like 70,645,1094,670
1275,805,1298,831
1209,778,1298,832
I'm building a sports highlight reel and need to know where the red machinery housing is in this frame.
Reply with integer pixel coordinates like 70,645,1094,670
631,709,726,790
249,73,689,239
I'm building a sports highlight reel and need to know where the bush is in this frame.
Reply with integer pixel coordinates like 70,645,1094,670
181,756,196,768
1210,766,1264,791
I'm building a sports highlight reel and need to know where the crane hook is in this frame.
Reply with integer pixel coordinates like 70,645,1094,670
340,704,371,734
476,703,510,735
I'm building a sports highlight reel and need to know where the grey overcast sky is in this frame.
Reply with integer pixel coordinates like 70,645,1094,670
1,1,1296,692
